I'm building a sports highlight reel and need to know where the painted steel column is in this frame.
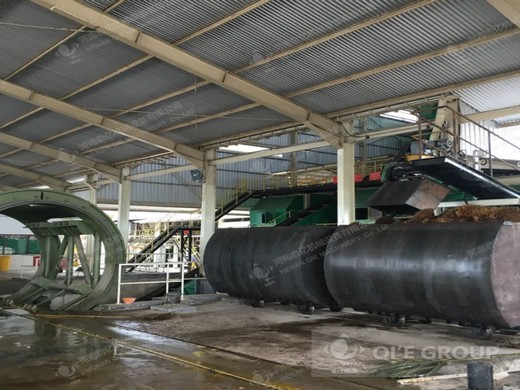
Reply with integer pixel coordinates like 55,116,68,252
337,140,356,225
200,150,217,271
118,167,131,248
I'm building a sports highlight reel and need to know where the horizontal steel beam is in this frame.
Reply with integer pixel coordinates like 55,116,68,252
488,0,520,27
0,163,68,191
0,80,204,168
210,141,330,165
0,133,121,182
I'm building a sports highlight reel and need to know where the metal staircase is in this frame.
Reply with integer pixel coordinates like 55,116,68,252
215,190,254,220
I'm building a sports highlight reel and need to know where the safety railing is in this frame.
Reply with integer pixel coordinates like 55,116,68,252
411,115,520,177
116,261,207,304
259,210,299,227
411,108,520,177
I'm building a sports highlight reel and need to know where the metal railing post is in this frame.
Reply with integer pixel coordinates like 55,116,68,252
116,263,122,304
181,262,185,302
166,265,170,296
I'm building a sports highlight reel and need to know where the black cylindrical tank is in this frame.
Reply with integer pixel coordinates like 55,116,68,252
324,222,520,328
204,227,338,307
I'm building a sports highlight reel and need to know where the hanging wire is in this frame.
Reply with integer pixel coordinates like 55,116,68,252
0,22,95,32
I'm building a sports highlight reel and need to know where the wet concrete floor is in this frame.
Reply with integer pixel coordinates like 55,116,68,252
5,292,520,389
0,308,267,389
0,305,384,389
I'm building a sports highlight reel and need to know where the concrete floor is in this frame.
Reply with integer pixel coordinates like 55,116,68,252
3,289,520,389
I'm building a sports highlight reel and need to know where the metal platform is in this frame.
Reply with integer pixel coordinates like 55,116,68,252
412,156,520,200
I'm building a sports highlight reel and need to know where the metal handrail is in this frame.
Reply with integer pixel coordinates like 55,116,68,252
261,210,299,226
117,261,207,304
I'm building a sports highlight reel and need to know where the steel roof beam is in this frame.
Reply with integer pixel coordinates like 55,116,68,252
0,163,68,191
32,0,343,148
0,80,205,168
0,133,121,182
488,0,520,27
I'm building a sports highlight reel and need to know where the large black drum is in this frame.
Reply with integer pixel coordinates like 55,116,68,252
324,222,520,328
204,227,338,308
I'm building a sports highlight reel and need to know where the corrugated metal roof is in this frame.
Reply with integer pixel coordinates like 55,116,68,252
164,106,290,144
32,162,77,176
2,150,51,167
0,175,34,187
10,28,145,97
0,94,36,124
181,0,414,70
0,0,79,78
456,75,520,112
87,141,162,164
42,125,124,153
109,0,255,43
240,0,513,94
117,83,253,131
3,110,85,143
67,59,201,115
496,114,520,126
291,33,520,113
3,0,520,191
0,144,17,156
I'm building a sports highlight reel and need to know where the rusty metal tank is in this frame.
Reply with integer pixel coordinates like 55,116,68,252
324,222,520,328
204,227,338,308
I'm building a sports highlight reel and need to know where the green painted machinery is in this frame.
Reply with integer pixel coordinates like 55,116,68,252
1,190,125,311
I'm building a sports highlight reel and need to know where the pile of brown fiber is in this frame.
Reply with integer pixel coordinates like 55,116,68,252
407,205,520,224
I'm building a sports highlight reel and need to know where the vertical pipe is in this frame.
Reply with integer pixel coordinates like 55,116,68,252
118,167,131,249
488,130,493,177
181,265,185,302
337,138,356,226
188,229,193,268
180,231,185,266
116,263,121,304
200,149,217,273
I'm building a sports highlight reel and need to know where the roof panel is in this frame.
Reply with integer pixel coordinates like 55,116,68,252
109,0,255,43
496,114,520,126
42,126,124,155
456,75,520,112
33,162,78,176
164,107,290,144
0,94,36,124
2,150,52,167
67,59,201,115
3,110,85,143
0,144,18,155
116,84,253,131
241,0,513,94
0,175,33,187
180,0,416,70
291,34,520,114
0,0,79,78
86,141,162,164
9,30,145,97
